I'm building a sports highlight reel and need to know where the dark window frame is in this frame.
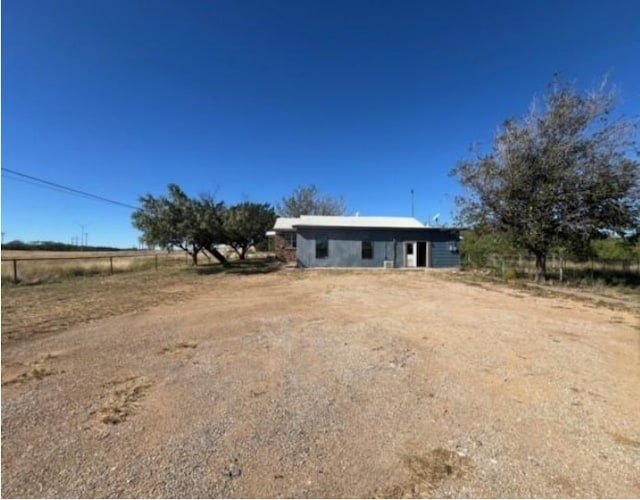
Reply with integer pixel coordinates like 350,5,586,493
361,240,374,260
284,232,296,249
316,236,329,259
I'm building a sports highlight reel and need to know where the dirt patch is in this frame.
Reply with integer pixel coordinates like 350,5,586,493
2,352,63,386
96,376,153,425
608,431,640,449
2,270,639,498
373,448,474,498
160,341,198,354
1,268,202,343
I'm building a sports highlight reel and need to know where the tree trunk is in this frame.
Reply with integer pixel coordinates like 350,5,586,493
534,252,547,282
239,246,247,260
178,244,199,266
208,246,229,267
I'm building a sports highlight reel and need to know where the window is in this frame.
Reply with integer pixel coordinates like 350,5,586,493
316,236,328,259
361,241,373,260
284,232,296,248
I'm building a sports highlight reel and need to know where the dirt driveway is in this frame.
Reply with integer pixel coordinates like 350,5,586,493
2,270,639,497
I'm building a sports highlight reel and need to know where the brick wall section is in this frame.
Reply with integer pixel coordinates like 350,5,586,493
275,233,297,263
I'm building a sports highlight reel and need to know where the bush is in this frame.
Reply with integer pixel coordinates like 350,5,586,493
502,267,521,280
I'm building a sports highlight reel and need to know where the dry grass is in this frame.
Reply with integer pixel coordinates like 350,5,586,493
160,341,199,354
0,250,271,284
1,250,156,259
1,266,200,342
2,352,62,386
97,376,153,425
449,268,640,314
1,250,188,284
1,258,280,343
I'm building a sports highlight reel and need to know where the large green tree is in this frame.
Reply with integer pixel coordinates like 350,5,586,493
132,184,228,266
452,78,640,281
223,202,276,260
132,185,276,264
191,194,230,266
276,184,346,217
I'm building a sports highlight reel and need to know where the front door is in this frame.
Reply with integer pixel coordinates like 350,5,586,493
405,242,417,267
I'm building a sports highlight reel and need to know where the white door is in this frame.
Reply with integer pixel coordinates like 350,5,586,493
405,242,417,267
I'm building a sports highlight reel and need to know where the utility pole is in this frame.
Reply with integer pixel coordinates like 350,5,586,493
410,189,415,218
76,223,88,251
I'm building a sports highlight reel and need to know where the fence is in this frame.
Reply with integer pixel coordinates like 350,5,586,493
1,252,190,284
464,253,640,285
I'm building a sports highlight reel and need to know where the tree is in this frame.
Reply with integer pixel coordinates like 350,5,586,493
132,184,228,266
452,77,640,281
591,237,637,261
195,195,230,266
459,229,518,267
223,202,276,260
276,184,346,217
132,186,183,254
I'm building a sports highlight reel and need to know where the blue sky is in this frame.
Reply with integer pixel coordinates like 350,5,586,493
2,0,639,248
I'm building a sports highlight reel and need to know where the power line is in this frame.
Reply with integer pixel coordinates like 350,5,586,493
2,172,109,203
1,168,140,210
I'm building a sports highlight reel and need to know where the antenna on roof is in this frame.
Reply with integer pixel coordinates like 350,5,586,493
432,213,440,226
411,189,415,217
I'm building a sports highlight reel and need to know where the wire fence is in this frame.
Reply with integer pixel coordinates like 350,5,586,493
463,253,640,285
1,252,192,284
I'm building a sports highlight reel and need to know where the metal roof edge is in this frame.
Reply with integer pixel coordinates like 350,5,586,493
291,224,465,231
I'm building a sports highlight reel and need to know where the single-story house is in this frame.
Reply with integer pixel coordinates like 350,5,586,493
267,215,462,268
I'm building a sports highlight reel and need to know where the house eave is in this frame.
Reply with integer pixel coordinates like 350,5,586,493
292,225,465,231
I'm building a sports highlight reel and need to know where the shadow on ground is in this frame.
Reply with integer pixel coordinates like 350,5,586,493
193,257,283,276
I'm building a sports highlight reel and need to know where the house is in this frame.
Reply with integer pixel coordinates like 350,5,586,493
267,215,462,268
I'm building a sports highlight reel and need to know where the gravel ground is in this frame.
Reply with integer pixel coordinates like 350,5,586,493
2,270,639,498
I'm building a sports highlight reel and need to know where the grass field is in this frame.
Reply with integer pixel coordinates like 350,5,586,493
1,250,196,284
0,249,269,284
2,265,639,497
464,254,640,289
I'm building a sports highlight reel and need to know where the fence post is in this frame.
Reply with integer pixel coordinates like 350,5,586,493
155,254,158,271
109,257,113,275
559,259,563,283
13,259,18,283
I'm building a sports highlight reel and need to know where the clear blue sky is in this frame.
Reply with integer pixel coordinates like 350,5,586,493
2,0,639,248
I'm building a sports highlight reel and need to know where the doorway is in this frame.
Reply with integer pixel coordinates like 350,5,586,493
405,241,430,268
405,242,416,267
417,241,427,267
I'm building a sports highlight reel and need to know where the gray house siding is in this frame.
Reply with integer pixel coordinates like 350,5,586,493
390,230,461,268
296,228,460,268
296,229,394,268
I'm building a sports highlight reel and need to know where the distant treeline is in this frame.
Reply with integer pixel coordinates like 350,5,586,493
1,240,134,252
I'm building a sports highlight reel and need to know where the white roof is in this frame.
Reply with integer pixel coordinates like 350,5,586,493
273,215,426,230
272,217,299,231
